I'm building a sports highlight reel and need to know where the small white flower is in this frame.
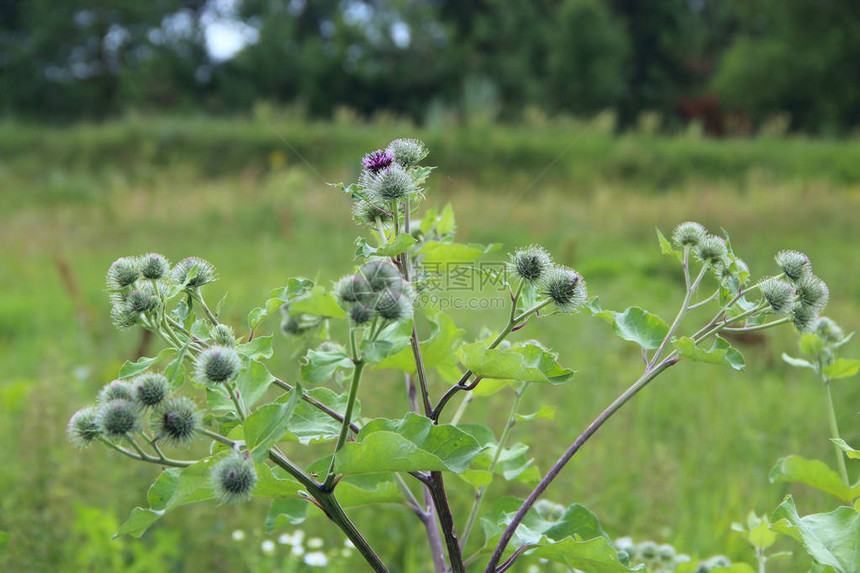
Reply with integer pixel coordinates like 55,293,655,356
527,566,540,573
261,540,276,555
307,537,324,549
303,551,329,567
278,533,292,545
341,548,352,558
231,530,245,542
291,545,305,557
292,529,305,545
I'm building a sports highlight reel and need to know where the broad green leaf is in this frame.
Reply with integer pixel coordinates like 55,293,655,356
265,498,308,532
306,460,405,508
800,334,826,357
458,342,574,384
823,359,860,380
769,456,860,504
301,343,354,383
360,320,413,363
782,353,816,370
289,287,345,318
244,388,300,462
595,306,669,350
516,406,555,422
674,335,745,371
735,512,777,550
237,336,273,361
334,413,482,474
418,241,501,265
831,439,860,460
118,347,176,379
281,388,359,445
355,234,416,259
250,278,316,327
459,425,541,487
375,313,464,380
772,495,860,573
115,508,164,538
656,228,684,262
437,203,456,236
253,464,303,498
235,359,275,410
528,536,638,572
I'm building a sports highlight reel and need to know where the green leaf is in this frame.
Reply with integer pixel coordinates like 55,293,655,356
289,286,345,318
528,536,638,572
244,389,300,462
253,464,303,498
116,508,164,538
516,406,555,422
823,359,860,380
355,233,416,259
281,388,358,445
118,347,176,379
334,413,483,474
265,498,308,532
235,359,275,410
301,343,354,383
164,345,188,390
418,241,501,265
306,460,405,508
831,439,860,460
249,277,317,327
656,228,684,262
437,203,456,236
459,425,540,486
237,336,273,361
782,353,816,370
457,342,574,384
772,495,860,573
800,334,826,357
769,456,860,504
674,335,745,371
596,306,669,350
360,320,413,363
375,313,464,380
735,512,778,550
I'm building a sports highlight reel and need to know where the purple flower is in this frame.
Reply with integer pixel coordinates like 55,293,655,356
362,149,394,174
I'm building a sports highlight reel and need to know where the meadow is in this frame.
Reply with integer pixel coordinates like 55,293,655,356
1,115,859,572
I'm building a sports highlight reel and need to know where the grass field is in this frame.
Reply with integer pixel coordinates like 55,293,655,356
1,117,859,572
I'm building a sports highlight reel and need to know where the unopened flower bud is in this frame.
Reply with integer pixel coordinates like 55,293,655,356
97,399,138,437
107,257,140,290
353,200,392,226
794,275,829,312
359,260,401,292
152,397,199,445
694,236,728,264
658,544,676,563
98,380,133,403
110,303,138,329
639,541,658,561
672,222,707,248
139,253,170,280
68,406,101,448
362,149,395,174
171,257,216,289
195,345,241,385
334,274,373,305
126,283,159,314
387,138,428,168
759,278,794,314
212,453,257,503
814,317,844,344
789,303,817,333
375,293,412,321
210,324,235,347
774,250,811,282
368,163,416,202
133,373,169,408
511,245,552,282
541,266,587,311
349,304,375,325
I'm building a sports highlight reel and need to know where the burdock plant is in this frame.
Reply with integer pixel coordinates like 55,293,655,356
69,140,853,573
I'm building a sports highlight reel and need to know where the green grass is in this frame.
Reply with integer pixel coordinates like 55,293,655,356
1,118,859,572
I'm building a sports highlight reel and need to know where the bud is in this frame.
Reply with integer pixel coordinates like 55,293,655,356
708,556,731,568
361,149,395,174
349,304,375,325
759,278,794,314
794,275,829,312
353,200,392,226
334,274,373,305
774,250,811,282
387,138,428,168
367,163,416,202
210,324,235,347
511,245,552,282
68,406,101,448
171,257,216,289
359,260,402,292
814,317,844,344
658,544,676,563
534,499,565,521
110,303,138,329
132,373,169,408
126,283,159,314
694,235,728,264
694,565,711,573
106,257,140,290
97,380,133,404
195,345,241,385
96,399,138,438
638,541,657,561
211,453,257,503
541,266,587,311
375,293,412,322
789,303,817,333
139,253,170,280
151,397,199,445
672,222,707,248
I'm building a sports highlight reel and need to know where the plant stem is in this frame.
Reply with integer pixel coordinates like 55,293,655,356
649,248,695,368
271,377,361,434
483,357,678,573
228,384,246,420
461,384,528,548
100,437,194,468
324,359,365,490
823,379,850,485
314,492,390,572
723,317,789,333
192,291,219,326
757,547,767,573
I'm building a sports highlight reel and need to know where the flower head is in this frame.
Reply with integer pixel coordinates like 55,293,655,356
387,138,428,168
358,260,401,293
132,373,169,408
195,345,241,385
362,149,395,174
68,406,101,448
97,380,134,404
541,266,587,311
511,245,552,283
789,303,817,333
774,250,811,282
759,278,794,314
672,222,707,248
210,324,235,347
96,399,138,438
794,275,829,312
106,257,140,290
211,453,257,503
151,396,199,445
814,317,844,344
334,274,373,305
367,163,416,202
349,304,375,325
139,253,170,280
171,257,216,289
694,236,728,264
353,200,392,226
126,283,159,314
